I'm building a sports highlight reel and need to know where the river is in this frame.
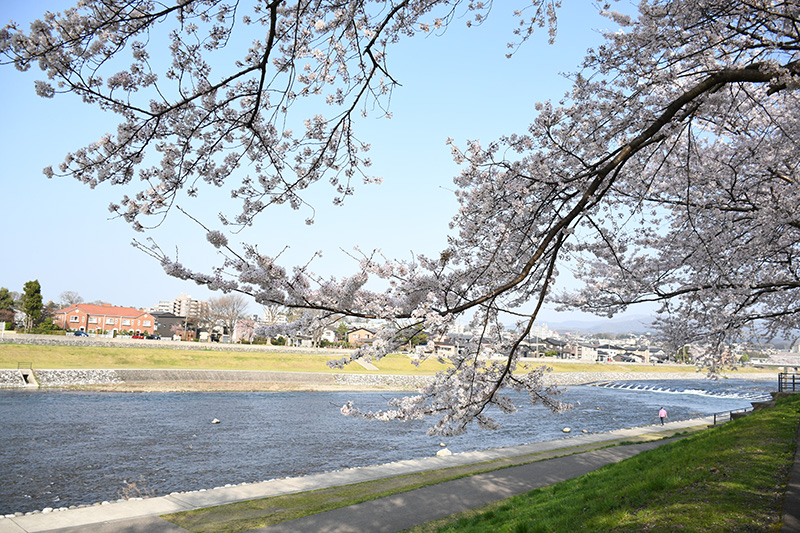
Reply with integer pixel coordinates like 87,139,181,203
0,377,775,515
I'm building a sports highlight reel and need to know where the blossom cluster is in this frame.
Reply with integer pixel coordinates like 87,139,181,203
5,0,800,433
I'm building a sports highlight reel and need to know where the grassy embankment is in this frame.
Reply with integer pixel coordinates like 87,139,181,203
0,342,731,375
412,395,800,533
162,395,800,533
0,342,773,390
0,343,447,374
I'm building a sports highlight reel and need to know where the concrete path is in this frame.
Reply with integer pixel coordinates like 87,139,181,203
252,440,673,533
1,415,798,532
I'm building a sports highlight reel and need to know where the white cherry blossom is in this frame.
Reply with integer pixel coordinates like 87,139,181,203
3,0,799,433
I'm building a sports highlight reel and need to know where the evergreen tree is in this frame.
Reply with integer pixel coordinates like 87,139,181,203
336,322,349,342
21,280,43,332
0,287,14,310
0,287,14,329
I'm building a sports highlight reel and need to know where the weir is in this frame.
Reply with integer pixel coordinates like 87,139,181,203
586,380,771,402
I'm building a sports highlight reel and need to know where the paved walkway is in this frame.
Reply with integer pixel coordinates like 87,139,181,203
2,415,798,532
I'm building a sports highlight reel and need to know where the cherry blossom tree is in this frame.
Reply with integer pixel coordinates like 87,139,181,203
233,318,256,343
2,0,799,434
170,322,188,340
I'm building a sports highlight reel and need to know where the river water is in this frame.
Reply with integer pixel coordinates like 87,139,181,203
0,377,775,515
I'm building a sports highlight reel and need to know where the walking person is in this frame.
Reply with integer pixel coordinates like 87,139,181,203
658,407,667,425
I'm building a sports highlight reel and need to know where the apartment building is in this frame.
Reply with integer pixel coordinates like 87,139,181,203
151,293,209,318
54,303,156,335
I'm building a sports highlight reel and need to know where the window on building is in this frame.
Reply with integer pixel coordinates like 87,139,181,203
106,318,116,325
88,317,98,324
70,316,79,322
122,319,131,326
142,320,151,326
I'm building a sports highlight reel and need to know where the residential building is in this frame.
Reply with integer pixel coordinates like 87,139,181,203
432,336,458,357
530,323,553,340
347,327,375,346
288,334,314,348
150,293,208,318
435,333,471,356
569,343,600,362
629,345,651,363
596,344,627,358
648,347,667,362
150,311,195,340
321,328,336,344
54,303,156,335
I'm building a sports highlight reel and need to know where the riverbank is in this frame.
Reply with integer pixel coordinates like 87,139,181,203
0,415,719,532
0,337,776,392
3,397,798,533
0,367,776,392
0,376,781,526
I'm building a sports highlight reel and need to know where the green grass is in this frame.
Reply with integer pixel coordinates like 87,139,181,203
407,395,800,533
539,361,703,374
0,344,449,374
161,428,701,533
161,399,799,533
0,343,739,376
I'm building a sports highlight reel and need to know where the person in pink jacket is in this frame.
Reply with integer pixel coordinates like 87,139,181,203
659,407,668,425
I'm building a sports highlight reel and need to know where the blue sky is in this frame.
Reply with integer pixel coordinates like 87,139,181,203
0,1,651,324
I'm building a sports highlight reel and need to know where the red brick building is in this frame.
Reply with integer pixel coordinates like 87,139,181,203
54,303,156,335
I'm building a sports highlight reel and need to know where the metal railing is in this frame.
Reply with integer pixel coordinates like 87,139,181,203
778,373,800,392
712,407,753,425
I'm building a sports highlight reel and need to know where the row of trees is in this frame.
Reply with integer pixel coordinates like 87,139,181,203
1,284,94,333
0,281,80,333
1,281,46,332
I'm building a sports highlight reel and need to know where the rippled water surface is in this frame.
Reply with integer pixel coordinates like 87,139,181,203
0,377,774,514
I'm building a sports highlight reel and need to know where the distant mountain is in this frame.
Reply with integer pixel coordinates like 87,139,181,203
544,315,655,334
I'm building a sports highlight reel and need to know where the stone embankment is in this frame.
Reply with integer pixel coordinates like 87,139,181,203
0,370,26,387
0,368,429,390
0,368,770,391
